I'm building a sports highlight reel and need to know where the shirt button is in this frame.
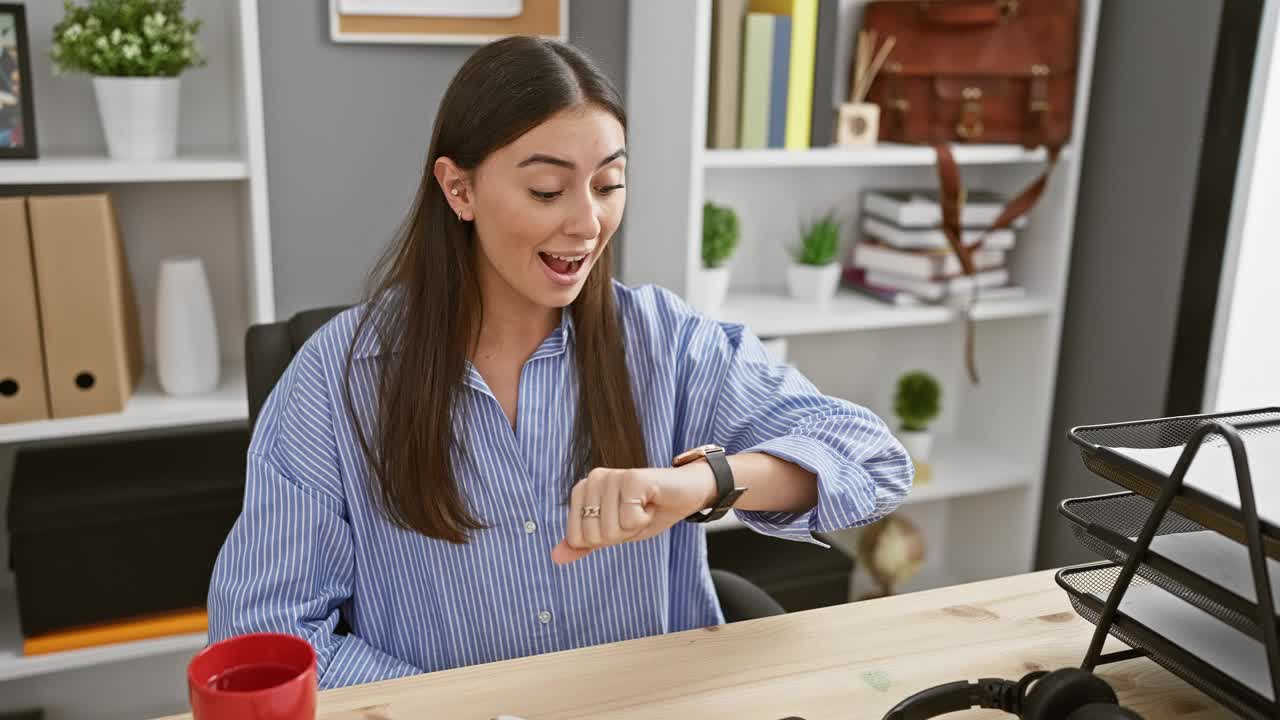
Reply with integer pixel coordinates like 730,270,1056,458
524,520,537,534
537,610,553,625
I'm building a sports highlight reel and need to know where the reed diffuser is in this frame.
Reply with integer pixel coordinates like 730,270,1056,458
838,30,896,147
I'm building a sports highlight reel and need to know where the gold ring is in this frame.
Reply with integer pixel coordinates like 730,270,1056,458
582,506,601,518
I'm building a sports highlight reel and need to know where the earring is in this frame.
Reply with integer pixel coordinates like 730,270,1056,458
450,188,459,196
457,211,463,221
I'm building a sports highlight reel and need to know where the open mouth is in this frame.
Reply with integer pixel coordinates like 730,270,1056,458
538,251,587,277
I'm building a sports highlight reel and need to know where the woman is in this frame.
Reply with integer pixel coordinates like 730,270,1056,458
208,36,912,690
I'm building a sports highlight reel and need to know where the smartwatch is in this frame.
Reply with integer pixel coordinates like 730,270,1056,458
673,444,747,523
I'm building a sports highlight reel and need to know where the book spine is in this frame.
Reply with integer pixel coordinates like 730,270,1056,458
709,0,748,149
809,0,839,147
783,0,818,149
738,14,774,149
767,14,792,149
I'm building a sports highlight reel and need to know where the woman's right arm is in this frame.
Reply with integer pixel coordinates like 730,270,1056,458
207,340,421,689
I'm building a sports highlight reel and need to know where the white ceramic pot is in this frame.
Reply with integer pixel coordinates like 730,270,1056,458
156,256,220,396
897,430,935,464
786,262,842,303
93,76,181,160
693,265,732,318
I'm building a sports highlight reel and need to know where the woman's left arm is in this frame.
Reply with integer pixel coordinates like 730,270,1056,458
552,304,914,563
683,321,915,544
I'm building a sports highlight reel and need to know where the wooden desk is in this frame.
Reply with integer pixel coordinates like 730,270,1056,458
162,570,1230,719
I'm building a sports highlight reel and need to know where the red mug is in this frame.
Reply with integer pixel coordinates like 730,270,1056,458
187,632,318,720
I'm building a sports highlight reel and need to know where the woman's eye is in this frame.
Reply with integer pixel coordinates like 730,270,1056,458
530,189,562,201
595,184,625,195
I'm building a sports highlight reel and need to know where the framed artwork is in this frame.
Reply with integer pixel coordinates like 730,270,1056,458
0,3,36,159
329,0,566,45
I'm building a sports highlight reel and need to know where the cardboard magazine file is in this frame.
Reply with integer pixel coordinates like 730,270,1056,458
27,194,144,419
0,197,52,424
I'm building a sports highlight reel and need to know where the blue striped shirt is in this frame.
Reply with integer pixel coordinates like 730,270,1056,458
208,282,912,689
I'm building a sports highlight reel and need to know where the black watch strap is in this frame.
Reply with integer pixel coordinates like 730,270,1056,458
685,448,744,523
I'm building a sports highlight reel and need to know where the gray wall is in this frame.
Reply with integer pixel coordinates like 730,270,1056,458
1035,0,1223,568
259,0,630,319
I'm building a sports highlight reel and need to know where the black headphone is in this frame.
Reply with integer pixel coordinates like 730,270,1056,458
882,667,1143,720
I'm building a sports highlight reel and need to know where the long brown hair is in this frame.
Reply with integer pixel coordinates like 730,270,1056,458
343,37,648,543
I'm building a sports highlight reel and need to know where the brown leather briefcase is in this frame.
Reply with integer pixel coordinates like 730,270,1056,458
860,0,1081,381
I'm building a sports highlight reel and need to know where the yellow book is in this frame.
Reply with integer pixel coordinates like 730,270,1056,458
749,0,818,149
23,608,207,656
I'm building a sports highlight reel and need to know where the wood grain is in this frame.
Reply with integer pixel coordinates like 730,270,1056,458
159,570,1231,719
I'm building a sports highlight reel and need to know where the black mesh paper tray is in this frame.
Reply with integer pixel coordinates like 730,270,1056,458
1057,562,1276,719
1060,492,1275,641
1069,407,1280,559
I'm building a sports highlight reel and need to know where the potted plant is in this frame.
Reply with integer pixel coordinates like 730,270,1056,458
894,370,941,468
787,211,843,303
698,201,739,316
51,0,205,160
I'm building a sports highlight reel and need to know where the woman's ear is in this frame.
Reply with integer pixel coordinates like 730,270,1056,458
433,157,474,222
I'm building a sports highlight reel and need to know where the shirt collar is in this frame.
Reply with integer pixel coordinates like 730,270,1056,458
352,302,575,362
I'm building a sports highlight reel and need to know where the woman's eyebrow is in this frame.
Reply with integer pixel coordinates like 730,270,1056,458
517,148,627,170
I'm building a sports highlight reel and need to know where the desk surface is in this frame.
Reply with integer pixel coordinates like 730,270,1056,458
162,570,1230,719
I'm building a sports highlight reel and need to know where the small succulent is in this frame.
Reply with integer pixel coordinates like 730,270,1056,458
702,202,740,269
793,212,843,266
894,371,941,432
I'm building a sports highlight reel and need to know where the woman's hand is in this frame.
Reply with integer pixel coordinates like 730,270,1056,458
551,464,717,565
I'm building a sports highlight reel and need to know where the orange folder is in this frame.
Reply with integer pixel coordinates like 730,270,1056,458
23,608,207,656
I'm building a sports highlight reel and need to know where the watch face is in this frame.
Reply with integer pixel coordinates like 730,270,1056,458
673,444,725,466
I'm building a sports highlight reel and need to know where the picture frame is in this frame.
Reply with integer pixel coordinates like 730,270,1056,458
0,2,37,159
329,0,567,46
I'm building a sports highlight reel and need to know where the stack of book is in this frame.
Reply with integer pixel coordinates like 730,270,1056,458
842,190,1028,305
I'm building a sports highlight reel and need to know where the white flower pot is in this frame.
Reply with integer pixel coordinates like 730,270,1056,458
897,430,935,464
156,256,220,396
692,265,732,318
786,262,842,303
93,76,181,160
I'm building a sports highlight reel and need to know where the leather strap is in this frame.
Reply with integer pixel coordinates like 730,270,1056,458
934,142,1062,384
684,448,740,523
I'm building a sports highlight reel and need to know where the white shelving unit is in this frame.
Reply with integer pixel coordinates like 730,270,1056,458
718,291,1054,337
626,0,1100,595
0,0,271,707
0,155,251,184
701,143,1056,169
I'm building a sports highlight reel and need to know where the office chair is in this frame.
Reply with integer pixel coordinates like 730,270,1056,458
244,306,786,622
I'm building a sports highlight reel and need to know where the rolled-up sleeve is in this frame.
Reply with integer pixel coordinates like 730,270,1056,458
675,313,913,546
207,342,421,689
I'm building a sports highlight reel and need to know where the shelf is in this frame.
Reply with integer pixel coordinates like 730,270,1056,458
904,440,1033,504
0,155,250,185
0,586,206,683
717,290,1054,337
701,143,1061,169
0,360,248,445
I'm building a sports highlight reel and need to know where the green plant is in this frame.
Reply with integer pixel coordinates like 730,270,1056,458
702,202,740,269
793,211,843,266
894,371,941,432
51,0,205,77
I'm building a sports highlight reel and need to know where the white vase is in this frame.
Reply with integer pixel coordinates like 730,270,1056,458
692,266,732,318
897,430,935,464
786,262,842,303
93,76,181,160
156,256,220,396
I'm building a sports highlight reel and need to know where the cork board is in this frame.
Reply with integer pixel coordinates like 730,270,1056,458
329,0,566,45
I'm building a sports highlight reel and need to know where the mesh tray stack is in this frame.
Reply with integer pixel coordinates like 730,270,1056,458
1054,408,1280,719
